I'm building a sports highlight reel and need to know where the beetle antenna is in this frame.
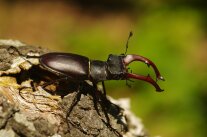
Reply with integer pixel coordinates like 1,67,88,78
124,31,133,55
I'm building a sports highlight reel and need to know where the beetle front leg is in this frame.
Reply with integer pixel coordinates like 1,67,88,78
101,81,107,96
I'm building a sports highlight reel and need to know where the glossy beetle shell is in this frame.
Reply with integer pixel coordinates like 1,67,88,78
40,53,89,81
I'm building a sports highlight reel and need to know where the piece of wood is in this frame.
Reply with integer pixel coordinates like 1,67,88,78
0,40,147,137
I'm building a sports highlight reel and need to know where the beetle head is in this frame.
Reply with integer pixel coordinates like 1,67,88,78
106,54,164,91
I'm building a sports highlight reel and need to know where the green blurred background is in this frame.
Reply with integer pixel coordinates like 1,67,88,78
0,0,206,136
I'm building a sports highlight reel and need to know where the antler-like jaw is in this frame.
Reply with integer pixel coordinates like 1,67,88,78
123,54,164,92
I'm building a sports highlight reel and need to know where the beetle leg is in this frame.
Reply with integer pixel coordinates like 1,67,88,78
101,81,106,96
92,82,122,137
123,54,165,81
66,84,83,132
67,84,82,115
8,46,40,67
8,46,40,58
92,81,101,116
126,73,164,92
41,76,69,88
8,46,24,56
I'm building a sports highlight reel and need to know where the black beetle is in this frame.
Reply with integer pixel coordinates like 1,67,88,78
40,52,165,91
8,47,164,93
8,32,164,93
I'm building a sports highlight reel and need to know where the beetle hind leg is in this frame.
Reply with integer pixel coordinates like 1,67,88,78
92,82,122,137
7,46,40,59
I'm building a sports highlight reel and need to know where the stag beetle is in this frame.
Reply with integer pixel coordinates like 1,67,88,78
8,32,164,93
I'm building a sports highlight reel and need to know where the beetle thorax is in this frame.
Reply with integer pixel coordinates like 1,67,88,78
90,54,126,82
90,60,107,82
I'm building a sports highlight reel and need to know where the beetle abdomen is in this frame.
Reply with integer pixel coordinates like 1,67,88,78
40,53,89,80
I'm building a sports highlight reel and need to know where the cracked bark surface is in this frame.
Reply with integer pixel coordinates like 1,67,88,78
0,40,147,137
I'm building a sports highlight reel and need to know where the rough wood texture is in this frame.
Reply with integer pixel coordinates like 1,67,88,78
0,40,147,137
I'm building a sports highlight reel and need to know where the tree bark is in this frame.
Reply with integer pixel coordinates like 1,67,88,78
0,40,147,137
